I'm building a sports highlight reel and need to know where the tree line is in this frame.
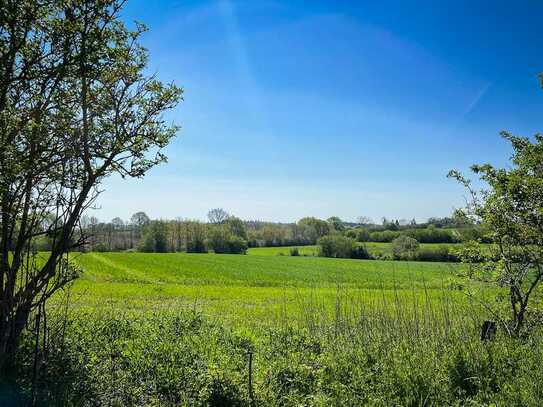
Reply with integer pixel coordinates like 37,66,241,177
27,209,487,254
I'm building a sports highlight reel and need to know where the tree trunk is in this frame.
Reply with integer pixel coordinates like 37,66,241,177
0,305,30,375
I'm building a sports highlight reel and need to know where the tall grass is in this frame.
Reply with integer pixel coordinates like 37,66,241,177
10,280,543,406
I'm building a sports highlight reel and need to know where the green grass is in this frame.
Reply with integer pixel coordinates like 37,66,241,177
64,252,472,328
76,252,460,287
27,252,527,406
247,245,319,256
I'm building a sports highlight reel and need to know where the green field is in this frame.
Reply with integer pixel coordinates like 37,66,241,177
33,252,538,406
65,252,473,329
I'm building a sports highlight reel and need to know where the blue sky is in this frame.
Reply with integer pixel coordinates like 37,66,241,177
96,0,543,223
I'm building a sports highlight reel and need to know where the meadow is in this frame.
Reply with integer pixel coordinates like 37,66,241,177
17,252,541,406
67,252,468,328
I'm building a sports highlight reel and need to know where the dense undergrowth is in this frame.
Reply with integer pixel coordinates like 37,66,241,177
6,296,543,406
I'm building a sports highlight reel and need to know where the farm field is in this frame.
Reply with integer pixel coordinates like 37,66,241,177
63,252,477,329
35,252,536,406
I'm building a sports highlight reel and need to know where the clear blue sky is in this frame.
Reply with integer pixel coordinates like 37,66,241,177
96,0,543,223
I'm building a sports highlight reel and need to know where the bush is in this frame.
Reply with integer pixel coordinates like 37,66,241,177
391,236,419,260
405,226,459,244
351,244,372,260
415,246,459,262
369,230,401,242
225,235,248,254
345,228,370,242
207,228,248,254
318,235,354,258
186,239,207,253
289,247,300,256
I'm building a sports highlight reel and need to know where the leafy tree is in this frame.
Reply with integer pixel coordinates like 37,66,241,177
183,220,207,253
391,236,419,260
0,0,181,369
327,216,345,232
449,128,543,336
224,216,247,240
317,235,355,258
139,220,169,253
206,226,247,254
131,212,151,228
297,217,330,244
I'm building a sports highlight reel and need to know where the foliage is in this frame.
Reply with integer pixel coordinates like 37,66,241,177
289,247,300,256
206,227,248,254
183,221,208,253
345,227,370,242
11,304,543,406
369,230,402,242
350,244,372,260
327,216,345,232
450,129,543,335
416,246,459,263
0,0,182,368
405,226,459,243
224,217,248,240
139,221,169,253
391,236,420,260
297,217,331,244
317,235,356,259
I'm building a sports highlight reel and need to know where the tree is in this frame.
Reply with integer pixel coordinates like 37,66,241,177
111,217,124,230
224,217,247,240
391,236,419,260
207,208,229,225
327,216,345,232
183,220,207,253
317,235,355,259
0,0,182,370
297,217,330,244
139,220,169,253
357,216,373,226
131,212,151,229
206,226,247,254
449,127,543,336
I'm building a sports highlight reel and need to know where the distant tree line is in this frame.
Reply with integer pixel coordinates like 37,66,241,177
25,209,487,255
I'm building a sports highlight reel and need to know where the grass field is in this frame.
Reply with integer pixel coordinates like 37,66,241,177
63,252,476,329
29,252,540,406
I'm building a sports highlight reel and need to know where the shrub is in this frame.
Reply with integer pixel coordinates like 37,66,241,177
405,226,459,243
415,246,459,262
225,235,248,254
318,235,354,258
391,236,419,260
346,228,370,242
207,228,247,254
351,244,372,260
369,230,401,242
186,239,207,253
289,247,300,256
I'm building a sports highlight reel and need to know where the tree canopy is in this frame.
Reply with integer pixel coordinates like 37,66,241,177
450,124,543,335
0,0,182,369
